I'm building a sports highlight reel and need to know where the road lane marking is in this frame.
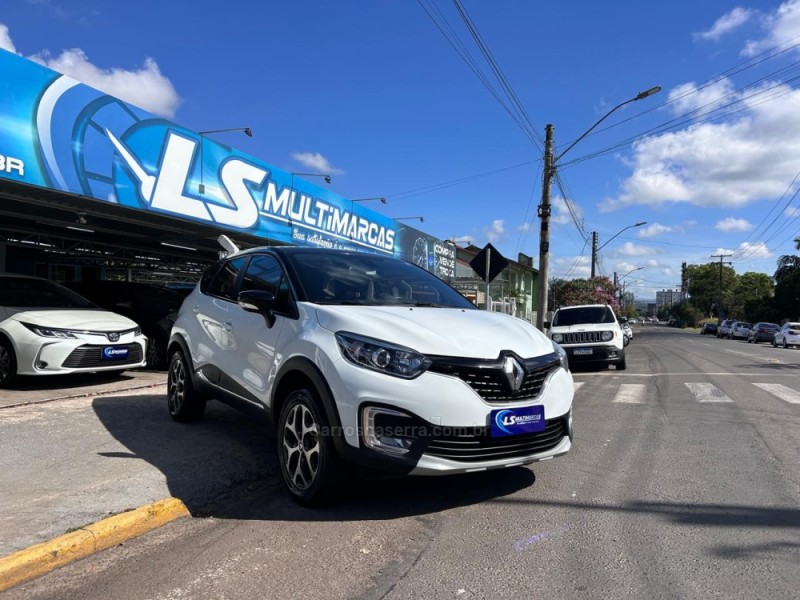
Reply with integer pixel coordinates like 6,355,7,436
724,348,784,363
752,383,800,404
684,382,733,403
612,383,646,404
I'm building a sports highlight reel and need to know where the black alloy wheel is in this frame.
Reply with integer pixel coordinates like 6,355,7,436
167,350,206,422
0,339,17,388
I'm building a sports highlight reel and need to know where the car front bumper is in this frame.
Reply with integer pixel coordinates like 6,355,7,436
562,344,622,364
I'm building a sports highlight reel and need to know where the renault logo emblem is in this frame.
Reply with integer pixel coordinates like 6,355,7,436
107,332,120,342
503,356,525,392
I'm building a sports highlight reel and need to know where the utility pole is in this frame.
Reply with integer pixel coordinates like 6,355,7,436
614,271,619,304
590,231,598,278
536,124,554,330
711,253,732,318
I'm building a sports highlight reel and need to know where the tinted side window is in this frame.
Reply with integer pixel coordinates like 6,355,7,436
207,257,247,301
241,254,293,313
200,260,225,294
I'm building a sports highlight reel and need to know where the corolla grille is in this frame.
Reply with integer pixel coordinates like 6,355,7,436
61,344,144,368
427,353,561,403
426,416,567,462
558,331,611,344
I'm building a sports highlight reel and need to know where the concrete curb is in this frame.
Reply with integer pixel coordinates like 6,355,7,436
0,496,190,593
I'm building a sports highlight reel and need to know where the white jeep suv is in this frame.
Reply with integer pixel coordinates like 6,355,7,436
546,304,626,370
168,245,574,504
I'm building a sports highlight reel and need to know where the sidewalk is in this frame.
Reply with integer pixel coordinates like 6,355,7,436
0,371,274,559
0,369,168,409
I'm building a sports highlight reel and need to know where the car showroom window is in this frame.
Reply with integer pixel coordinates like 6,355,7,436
240,254,294,314
207,257,247,301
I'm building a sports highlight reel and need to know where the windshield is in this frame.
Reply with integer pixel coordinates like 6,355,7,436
552,306,616,326
285,251,476,309
0,277,96,309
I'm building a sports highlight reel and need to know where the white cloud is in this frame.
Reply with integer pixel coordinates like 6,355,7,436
743,0,800,57
638,223,673,238
552,195,583,227
615,262,638,273
715,216,753,232
645,259,661,268
695,7,755,42
1,23,179,117
517,222,531,233
667,78,735,118
484,219,505,243
600,80,800,212
733,241,772,260
290,152,344,175
552,255,591,279
615,242,660,256
0,24,15,53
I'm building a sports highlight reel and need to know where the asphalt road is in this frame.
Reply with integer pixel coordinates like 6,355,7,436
3,325,799,599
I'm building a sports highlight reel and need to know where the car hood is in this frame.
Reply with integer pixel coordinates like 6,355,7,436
9,309,138,331
312,305,553,358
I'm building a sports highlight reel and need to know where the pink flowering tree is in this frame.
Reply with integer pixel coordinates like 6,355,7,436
551,277,620,311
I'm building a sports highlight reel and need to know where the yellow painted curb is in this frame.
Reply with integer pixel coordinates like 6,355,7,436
0,496,189,593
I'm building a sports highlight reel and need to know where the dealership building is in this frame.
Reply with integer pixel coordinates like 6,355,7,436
0,49,537,317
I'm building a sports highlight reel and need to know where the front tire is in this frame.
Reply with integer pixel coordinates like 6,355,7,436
0,339,17,388
616,352,627,371
167,350,206,422
783,338,789,349
278,387,345,505
146,336,167,370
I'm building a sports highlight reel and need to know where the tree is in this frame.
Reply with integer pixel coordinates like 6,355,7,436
774,254,800,284
730,272,774,319
549,277,619,310
685,263,737,317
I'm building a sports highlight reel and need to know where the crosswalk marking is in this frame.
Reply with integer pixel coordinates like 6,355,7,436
684,382,733,403
752,383,800,404
612,384,646,404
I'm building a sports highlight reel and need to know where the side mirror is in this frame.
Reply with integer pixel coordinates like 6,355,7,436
238,289,277,328
543,321,551,329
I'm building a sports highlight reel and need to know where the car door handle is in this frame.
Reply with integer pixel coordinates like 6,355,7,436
223,321,233,332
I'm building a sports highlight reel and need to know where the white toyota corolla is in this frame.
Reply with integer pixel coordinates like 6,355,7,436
0,274,148,387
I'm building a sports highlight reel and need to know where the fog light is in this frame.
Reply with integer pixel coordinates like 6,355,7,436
35,361,48,369
362,406,418,455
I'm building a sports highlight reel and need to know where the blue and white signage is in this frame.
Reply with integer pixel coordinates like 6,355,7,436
102,346,129,360
490,405,546,437
0,49,396,255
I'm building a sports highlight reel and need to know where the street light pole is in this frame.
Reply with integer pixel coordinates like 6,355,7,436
591,221,647,277
536,86,660,330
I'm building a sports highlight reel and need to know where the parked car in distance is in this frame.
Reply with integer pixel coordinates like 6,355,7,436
718,320,733,338
700,323,718,335
747,322,779,344
729,321,751,340
168,244,574,504
66,280,186,369
773,322,800,348
620,318,633,343
0,273,147,388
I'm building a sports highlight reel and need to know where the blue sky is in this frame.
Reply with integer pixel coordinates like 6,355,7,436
3,1,800,299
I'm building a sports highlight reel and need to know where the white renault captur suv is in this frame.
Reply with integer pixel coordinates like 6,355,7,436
0,274,148,387
168,245,574,504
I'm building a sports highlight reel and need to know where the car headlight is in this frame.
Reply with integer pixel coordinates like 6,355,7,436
21,323,78,339
336,332,431,379
552,340,569,371
601,330,614,341
133,327,142,336
551,333,563,343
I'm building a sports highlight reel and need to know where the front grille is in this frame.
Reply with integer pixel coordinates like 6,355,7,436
426,417,567,462
428,353,561,403
61,344,144,368
558,331,610,344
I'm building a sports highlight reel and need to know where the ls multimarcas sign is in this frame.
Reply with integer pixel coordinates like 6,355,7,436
0,49,402,256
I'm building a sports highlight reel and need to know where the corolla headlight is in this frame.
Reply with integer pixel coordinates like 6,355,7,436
551,333,563,343
21,323,78,339
133,327,142,336
552,339,569,371
336,332,431,379
601,330,614,341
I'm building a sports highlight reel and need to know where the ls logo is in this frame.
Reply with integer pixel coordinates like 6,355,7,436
106,129,266,229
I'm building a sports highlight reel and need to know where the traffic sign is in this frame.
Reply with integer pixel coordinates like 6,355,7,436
470,243,509,283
